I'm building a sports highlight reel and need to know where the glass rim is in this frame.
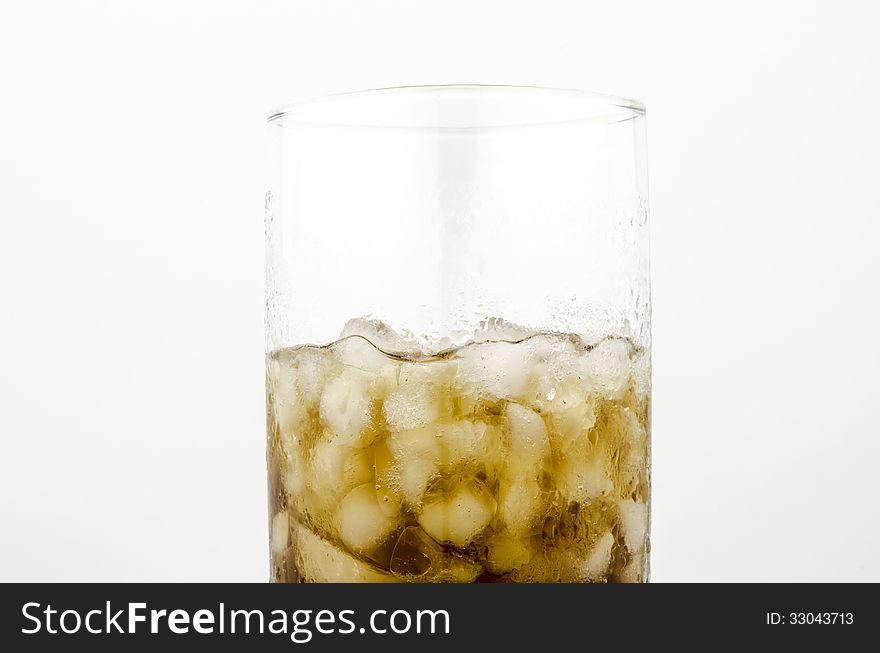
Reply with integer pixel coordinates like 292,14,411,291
267,84,645,131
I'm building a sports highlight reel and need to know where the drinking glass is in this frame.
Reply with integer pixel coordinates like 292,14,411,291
266,85,650,583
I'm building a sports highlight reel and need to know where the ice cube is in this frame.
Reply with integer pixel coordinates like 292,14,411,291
271,510,290,557
525,336,586,402
417,479,496,548
453,340,531,400
618,499,648,552
278,431,313,474
319,367,375,447
268,358,309,437
385,427,442,505
372,364,400,400
336,483,401,556
505,403,550,479
497,477,547,537
333,335,398,377
339,317,421,356
617,552,646,583
389,526,481,582
291,522,398,583
618,441,648,498
383,361,456,431
545,398,596,453
581,338,632,400
593,404,647,496
383,384,437,431
514,531,613,582
575,530,615,582
294,347,337,404
399,460,440,507
438,420,484,465
470,317,535,343
630,348,651,400
439,419,504,476
398,360,457,386
304,438,373,522
603,403,646,446
280,435,310,500
485,532,536,574
555,449,613,504
454,391,480,417
531,372,586,410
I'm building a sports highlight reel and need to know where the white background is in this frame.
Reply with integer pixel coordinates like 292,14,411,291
1,1,878,581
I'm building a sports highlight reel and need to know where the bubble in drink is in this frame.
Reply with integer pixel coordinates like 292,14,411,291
267,319,650,583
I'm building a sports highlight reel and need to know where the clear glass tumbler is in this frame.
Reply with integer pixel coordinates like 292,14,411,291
266,85,650,583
